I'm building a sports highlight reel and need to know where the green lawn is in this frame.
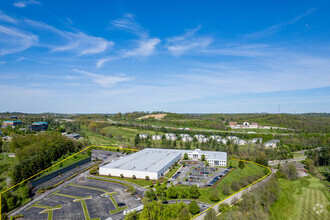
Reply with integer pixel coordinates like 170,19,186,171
197,160,265,203
94,175,151,187
165,164,181,179
292,151,305,158
270,176,329,220
36,153,90,178
82,126,117,146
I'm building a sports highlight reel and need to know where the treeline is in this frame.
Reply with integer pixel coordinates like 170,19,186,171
125,201,190,220
10,133,84,184
220,177,279,219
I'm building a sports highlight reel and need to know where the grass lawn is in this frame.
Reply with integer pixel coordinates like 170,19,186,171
82,125,117,146
292,151,305,158
197,160,266,203
270,176,329,220
37,153,90,178
95,175,151,187
165,164,181,179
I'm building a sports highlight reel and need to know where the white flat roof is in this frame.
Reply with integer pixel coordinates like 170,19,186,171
101,148,227,173
102,148,183,173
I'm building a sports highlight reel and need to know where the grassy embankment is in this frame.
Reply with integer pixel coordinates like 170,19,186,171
270,176,329,220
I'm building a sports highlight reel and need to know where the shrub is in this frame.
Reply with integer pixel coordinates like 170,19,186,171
145,176,150,180
239,161,245,169
209,188,220,202
120,174,124,178
132,175,136,179
218,203,229,213
188,200,200,214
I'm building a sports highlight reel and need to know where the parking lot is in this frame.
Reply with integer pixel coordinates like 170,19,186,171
19,177,142,220
173,161,229,187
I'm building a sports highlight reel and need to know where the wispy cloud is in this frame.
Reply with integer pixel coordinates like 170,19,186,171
244,8,318,39
166,25,213,56
110,13,147,38
14,0,41,8
0,25,38,55
24,19,114,55
97,14,160,68
72,69,134,88
200,44,274,57
0,11,18,24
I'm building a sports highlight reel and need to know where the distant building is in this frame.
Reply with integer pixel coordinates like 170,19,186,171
65,133,81,139
250,138,262,144
10,116,18,119
152,135,162,140
182,136,193,142
2,121,22,127
265,139,280,148
139,134,149,139
165,133,177,141
28,122,49,131
229,122,259,129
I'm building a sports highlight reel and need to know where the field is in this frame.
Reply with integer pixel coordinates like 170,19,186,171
270,176,329,220
94,175,151,187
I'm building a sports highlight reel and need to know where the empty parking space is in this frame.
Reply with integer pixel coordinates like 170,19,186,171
17,177,143,220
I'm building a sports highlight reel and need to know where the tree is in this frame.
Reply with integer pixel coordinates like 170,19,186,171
209,188,220,202
125,210,139,220
149,181,154,188
189,185,201,199
204,209,217,220
182,161,186,167
222,182,231,195
120,174,124,178
188,200,200,214
231,181,240,191
129,185,136,195
144,189,156,201
145,176,150,180
167,187,178,199
132,175,136,179
218,203,229,213
201,154,206,161
239,161,245,169
179,207,190,220
180,189,188,199
184,153,188,160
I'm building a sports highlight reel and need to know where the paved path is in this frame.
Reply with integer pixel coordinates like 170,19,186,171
193,169,276,220
268,157,306,166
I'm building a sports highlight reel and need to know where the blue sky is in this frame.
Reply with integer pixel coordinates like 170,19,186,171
0,0,329,113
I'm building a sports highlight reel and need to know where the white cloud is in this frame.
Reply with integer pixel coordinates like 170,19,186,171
72,69,134,88
243,8,318,39
166,25,213,56
0,11,18,24
0,25,38,55
97,14,160,68
24,19,114,55
14,0,41,8
110,13,147,38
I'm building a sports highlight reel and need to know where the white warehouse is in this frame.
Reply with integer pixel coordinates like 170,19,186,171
99,148,227,180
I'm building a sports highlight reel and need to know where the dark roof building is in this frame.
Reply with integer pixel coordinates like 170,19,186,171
28,122,49,131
